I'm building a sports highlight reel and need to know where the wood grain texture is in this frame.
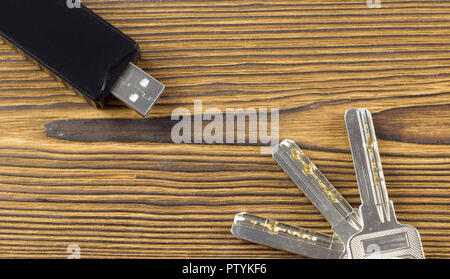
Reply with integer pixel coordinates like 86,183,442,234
0,0,450,258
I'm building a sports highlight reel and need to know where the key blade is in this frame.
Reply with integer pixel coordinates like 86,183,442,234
231,212,345,259
272,140,361,244
345,108,393,224
345,109,425,259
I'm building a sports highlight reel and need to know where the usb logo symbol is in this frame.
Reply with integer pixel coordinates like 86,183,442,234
67,0,81,9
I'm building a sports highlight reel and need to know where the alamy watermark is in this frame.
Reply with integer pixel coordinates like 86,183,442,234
67,0,81,9
367,0,381,8
171,100,279,154
66,244,81,259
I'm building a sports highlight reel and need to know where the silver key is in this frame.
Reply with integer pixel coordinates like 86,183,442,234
231,140,361,259
232,212,345,259
273,140,362,249
345,108,425,259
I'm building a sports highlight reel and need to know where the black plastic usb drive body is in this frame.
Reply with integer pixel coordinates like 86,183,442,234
0,0,164,117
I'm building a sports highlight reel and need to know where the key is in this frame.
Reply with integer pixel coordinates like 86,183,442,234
272,140,362,247
345,108,425,259
231,212,345,259
231,140,360,259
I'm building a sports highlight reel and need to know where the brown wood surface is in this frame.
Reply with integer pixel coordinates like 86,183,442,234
0,0,449,258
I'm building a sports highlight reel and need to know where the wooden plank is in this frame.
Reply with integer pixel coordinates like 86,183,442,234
0,0,449,258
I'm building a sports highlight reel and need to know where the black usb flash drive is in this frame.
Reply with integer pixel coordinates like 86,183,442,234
0,0,165,117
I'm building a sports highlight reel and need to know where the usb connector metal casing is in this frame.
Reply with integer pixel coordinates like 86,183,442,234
0,0,164,117
111,63,165,117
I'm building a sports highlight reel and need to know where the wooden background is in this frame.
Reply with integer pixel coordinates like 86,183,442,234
0,0,449,259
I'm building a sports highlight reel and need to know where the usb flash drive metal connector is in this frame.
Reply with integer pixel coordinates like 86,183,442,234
0,0,164,117
110,63,165,117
